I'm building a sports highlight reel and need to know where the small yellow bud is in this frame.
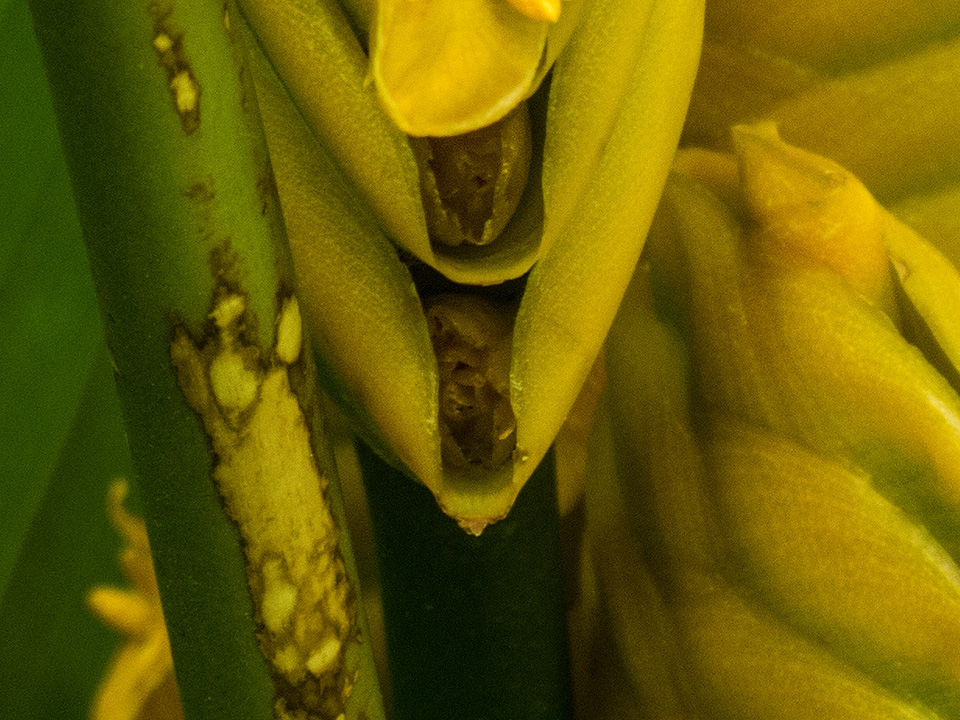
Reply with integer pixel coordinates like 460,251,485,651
710,421,960,684
733,122,893,310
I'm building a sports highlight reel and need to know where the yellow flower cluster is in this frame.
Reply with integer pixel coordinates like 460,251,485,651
582,125,960,718
86,482,181,720
574,6,960,714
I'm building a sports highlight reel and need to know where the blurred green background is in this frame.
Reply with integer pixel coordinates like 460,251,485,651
0,0,138,716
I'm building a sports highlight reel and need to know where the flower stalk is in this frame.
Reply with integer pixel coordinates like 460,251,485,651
357,443,572,720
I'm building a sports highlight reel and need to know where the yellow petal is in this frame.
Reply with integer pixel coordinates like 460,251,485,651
88,481,182,720
892,185,960,270
237,0,430,263
372,0,549,136
589,516,691,719
244,19,444,492
705,0,960,70
605,264,718,576
760,265,960,513
662,166,960,544
87,587,156,637
681,39,822,149
769,35,960,202
510,0,704,504
91,632,180,720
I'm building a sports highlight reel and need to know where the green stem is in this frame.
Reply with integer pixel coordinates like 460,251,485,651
357,443,573,720
29,1,383,718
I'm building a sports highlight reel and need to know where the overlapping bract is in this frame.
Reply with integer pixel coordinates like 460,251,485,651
587,127,960,719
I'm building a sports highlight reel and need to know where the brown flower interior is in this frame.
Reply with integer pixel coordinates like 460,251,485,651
411,104,532,248
425,294,518,470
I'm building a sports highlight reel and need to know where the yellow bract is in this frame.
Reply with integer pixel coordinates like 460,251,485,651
590,125,960,718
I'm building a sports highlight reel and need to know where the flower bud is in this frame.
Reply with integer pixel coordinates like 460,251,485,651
239,0,704,530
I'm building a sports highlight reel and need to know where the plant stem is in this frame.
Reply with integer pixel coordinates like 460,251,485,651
29,1,383,718
357,443,573,720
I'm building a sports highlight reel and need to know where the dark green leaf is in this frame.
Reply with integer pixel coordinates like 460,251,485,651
0,0,103,598
0,346,135,719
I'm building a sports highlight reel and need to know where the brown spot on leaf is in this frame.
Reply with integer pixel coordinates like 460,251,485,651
425,294,517,470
